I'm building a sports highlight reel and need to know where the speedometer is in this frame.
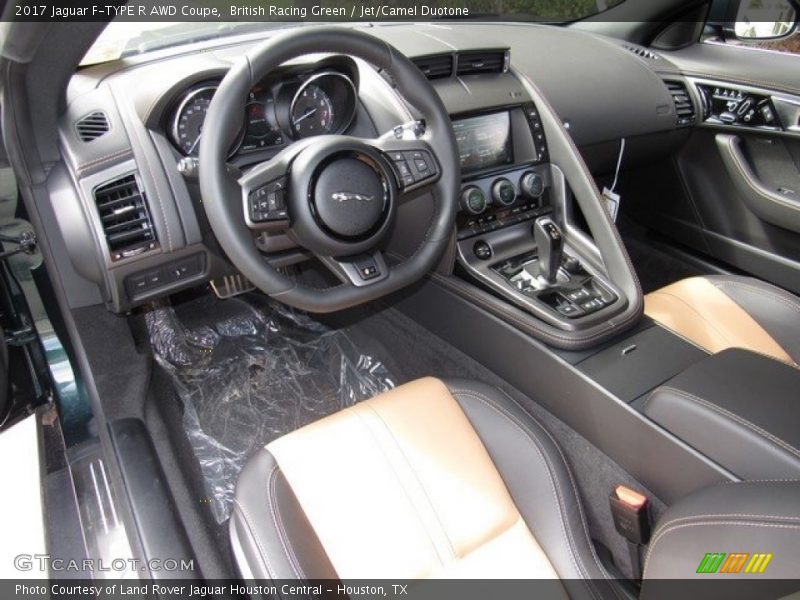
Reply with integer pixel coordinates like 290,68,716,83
172,87,216,156
290,84,335,138
288,72,357,139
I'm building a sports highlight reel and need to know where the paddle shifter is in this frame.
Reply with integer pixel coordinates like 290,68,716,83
533,217,563,284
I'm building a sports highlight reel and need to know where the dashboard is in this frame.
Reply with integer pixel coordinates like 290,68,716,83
167,57,359,160
55,22,703,313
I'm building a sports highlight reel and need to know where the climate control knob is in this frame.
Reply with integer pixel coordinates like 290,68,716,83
460,186,487,215
491,178,516,207
520,171,545,199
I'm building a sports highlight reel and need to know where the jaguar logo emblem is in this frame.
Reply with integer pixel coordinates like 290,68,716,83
331,192,375,203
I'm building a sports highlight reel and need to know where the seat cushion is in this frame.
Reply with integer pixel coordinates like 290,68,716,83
644,275,800,366
230,378,619,598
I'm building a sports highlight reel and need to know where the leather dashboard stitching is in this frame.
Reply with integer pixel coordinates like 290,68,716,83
75,148,134,174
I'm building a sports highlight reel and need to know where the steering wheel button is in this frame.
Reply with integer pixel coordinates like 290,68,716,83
414,158,429,172
395,160,411,176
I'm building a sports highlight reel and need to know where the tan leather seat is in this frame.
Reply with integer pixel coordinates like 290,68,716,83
230,377,621,598
230,377,800,587
644,275,800,366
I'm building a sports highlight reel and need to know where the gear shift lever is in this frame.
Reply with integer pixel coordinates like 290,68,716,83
533,217,564,284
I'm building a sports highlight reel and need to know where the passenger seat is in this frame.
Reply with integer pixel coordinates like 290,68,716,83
644,275,800,366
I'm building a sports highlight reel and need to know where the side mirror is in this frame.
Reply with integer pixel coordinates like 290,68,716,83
734,0,798,40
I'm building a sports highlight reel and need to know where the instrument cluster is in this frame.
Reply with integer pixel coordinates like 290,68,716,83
168,60,358,159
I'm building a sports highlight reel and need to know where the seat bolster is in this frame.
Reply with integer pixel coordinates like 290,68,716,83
642,481,800,581
707,275,800,364
443,379,620,600
230,447,336,581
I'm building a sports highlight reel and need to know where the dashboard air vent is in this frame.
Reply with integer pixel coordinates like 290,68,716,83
411,54,454,79
622,44,660,60
664,80,696,127
75,111,110,142
93,174,158,261
456,50,509,76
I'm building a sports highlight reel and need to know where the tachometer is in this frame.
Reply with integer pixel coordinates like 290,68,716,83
172,87,216,156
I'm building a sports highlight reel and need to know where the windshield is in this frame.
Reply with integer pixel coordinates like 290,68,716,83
81,0,625,66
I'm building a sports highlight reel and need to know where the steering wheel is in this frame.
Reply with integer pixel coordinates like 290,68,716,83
199,27,460,313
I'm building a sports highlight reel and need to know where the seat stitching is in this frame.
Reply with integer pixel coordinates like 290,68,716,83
647,290,736,347
650,512,800,543
715,280,800,316
643,520,800,579
449,388,602,600
348,406,451,567
490,387,625,600
233,493,276,579
267,465,306,579
359,402,458,560
655,386,800,459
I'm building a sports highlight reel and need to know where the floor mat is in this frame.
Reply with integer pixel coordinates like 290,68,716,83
146,295,396,523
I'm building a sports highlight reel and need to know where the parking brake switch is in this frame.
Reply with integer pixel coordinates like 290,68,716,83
533,217,563,284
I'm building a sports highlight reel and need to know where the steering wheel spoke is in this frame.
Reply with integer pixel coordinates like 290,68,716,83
318,251,390,287
237,146,302,231
371,137,441,201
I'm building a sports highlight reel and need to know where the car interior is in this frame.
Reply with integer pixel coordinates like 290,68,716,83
1,0,800,595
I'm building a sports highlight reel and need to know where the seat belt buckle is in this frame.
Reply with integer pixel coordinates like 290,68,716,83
610,485,650,545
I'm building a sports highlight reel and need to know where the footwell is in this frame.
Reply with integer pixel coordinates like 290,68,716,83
146,295,396,523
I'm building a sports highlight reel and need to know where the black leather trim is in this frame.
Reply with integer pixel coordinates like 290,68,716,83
444,379,622,600
643,349,800,481
230,448,336,582
708,275,800,363
715,134,800,236
642,481,800,580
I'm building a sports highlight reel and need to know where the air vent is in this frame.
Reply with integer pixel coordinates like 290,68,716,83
93,174,158,261
622,44,660,60
411,54,454,79
75,111,110,142
664,80,696,127
456,50,509,76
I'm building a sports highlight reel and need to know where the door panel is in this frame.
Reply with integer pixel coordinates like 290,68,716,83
644,42,800,293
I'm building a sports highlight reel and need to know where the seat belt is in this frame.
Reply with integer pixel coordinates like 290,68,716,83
609,484,651,582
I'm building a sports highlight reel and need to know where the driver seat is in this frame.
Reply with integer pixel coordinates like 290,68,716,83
230,377,800,591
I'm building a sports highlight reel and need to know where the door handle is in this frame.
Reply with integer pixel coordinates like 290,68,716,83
716,133,800,234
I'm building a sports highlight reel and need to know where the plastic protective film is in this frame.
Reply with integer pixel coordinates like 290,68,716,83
147,297,396,523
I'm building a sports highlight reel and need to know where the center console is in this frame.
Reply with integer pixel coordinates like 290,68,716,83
452,104,624,329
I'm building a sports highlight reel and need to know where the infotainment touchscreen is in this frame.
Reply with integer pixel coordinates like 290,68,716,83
452,112,513,173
